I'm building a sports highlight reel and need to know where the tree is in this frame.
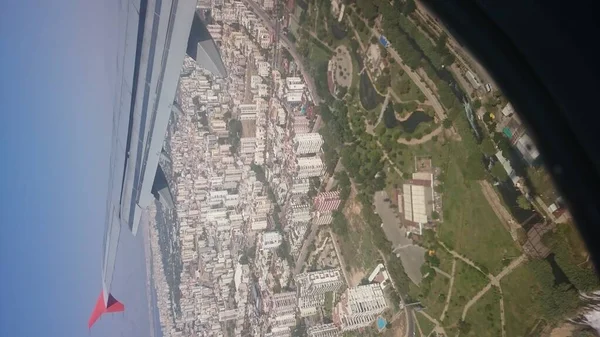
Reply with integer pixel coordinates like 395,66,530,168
403,0,416,14
397,79,412,94
480,138,496,156
442,118,452,129
299,10,308,25
405,101,418,112
291,320,307,337
377,74,391,90
431,211,439,220
394,102,404,113
472,99,482,110
350,38,360,54
331,211,349,236
458,320,472,334
357,0,379,20
517,195,532,210
355,18,366,32
464,155,485,180
370,36,378,45
491,161,508,182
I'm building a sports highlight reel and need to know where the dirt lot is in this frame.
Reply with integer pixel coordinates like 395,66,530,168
333,45,353,88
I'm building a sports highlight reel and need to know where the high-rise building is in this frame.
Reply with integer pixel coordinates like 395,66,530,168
296,156,325,178
270,292,297,328
295,269,344,297
294,133,324,155
307,324,340,337
295,269,344,317
333,284,388,331
313,191,342,213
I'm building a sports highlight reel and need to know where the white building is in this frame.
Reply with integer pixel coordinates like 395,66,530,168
271,291,297,327
290,178,310,196
333,283,388,331
307,324,340,337
297,156,325,178
402,172,434,234
295,269,344,297
288,203,311,224
262,231,283,249
239,103,258,120
251,215,268,231
257,61,271,77
294,133,324,155
285,91,303,103
286,77,305,91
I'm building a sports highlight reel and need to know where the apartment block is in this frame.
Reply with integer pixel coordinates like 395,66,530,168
333,284,388,331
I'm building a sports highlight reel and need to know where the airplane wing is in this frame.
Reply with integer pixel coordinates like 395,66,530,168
88,0,226,328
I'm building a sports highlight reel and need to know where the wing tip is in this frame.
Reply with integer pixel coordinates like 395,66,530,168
88,291,125,329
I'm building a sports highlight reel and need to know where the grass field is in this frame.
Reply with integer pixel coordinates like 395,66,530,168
500,262,545,337
443,260,489,325
436,141,519,274
383,134,520,278
435,246,454,276
309,38,333,64
417,274,449,321
416,311,436,336
464,286,502,337
389,65,425,103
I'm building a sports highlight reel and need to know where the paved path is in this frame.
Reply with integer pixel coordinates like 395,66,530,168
461,283,494,320
440,259,456,321
413,311,425,337
433,266,452,279
461,254,526,319
389,88,424,104
418,310,447,336
499,286,507,337
375,90,391,127
438,241,488,276
479,180,519,239
534,195,557,222
397,125,443,145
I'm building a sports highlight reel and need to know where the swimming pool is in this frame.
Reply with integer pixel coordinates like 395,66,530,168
377,316,387,330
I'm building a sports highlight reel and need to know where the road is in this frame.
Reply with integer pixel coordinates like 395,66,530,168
293,221,319,275
378,251,414,337
241,0,322,104
439,259,456,322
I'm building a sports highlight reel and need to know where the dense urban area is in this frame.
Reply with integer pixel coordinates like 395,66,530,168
147,1,600,337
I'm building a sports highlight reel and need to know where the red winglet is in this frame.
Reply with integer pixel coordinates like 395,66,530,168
88,291,125,329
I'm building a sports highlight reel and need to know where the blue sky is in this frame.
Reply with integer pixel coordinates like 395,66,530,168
0,1,150,336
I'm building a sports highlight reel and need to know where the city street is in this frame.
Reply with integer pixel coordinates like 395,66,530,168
241,0,322,104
